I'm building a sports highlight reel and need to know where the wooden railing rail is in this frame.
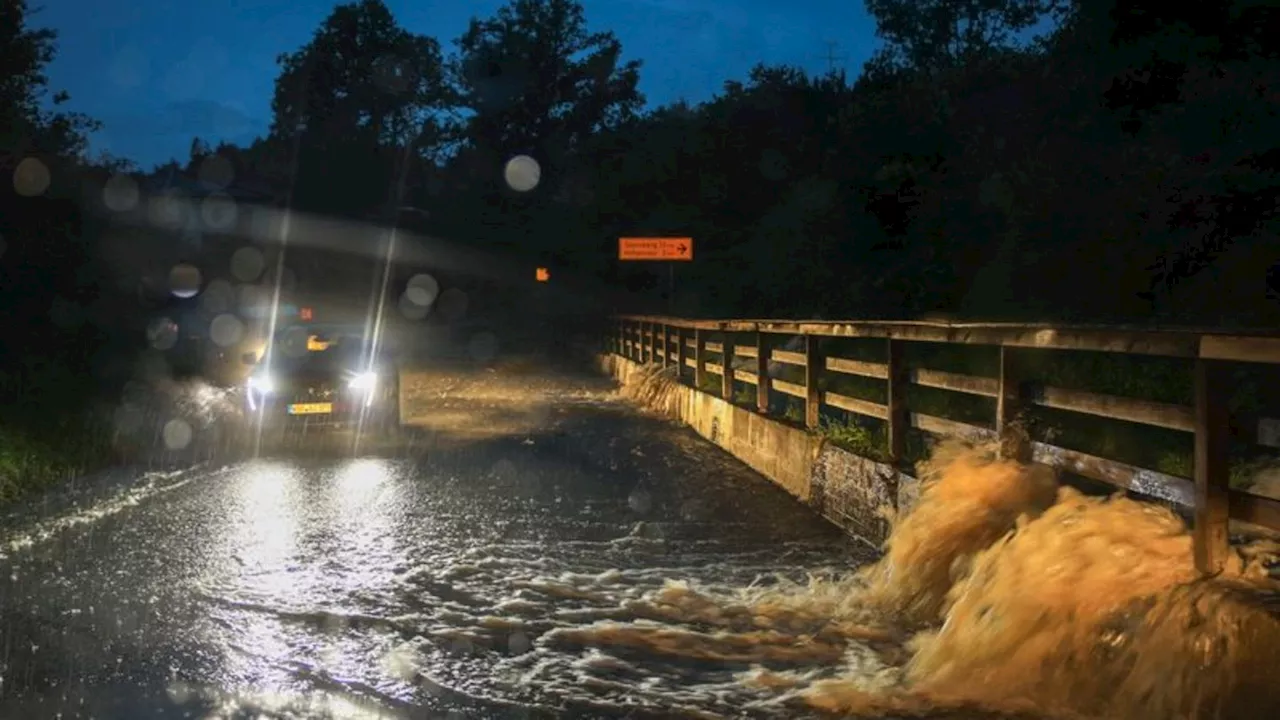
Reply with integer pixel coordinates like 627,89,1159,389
606,315,1280,576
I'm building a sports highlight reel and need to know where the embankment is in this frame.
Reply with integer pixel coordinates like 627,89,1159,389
598,353,908,546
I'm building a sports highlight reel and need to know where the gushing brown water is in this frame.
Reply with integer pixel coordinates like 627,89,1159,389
791,443,1280,719
588,369,1280,719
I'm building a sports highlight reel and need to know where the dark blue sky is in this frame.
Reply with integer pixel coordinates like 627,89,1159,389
41,0,878,169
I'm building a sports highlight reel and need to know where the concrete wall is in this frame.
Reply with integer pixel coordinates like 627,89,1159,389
600,354,909,547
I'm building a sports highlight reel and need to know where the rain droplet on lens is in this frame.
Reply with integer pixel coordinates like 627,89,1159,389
237,283,268,316
491,458,516,481
398,292,430,321
200,278,234,315
149,190,186,229
13,157,51,197
200,192,237,231
627,488,652,514
122,379,148,406
162,418,192,450
169,263,202,298
405,273,439,307
147,318,179,351
230,246,264,283
103,173,140,212
503,155,540,192
279,326,310,357
209,313,244,347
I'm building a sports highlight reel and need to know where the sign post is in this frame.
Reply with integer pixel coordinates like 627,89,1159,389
618,237,693,313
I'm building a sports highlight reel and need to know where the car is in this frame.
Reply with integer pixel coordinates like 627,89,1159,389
241,324,401,436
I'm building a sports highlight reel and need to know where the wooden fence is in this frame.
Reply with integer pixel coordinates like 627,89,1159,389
607,315,1280,575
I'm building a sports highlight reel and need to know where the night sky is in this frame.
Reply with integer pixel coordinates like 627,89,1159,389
41,0,878,169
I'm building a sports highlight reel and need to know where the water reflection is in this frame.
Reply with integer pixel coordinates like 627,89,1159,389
198,458,412,710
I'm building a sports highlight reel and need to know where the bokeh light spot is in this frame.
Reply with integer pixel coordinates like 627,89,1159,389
13,157,51,197
398,292,430,321
200,278,234,315
149,191,186,229
162,418,193,450
236,283,269,315
200,192,238,231
103,174,140,212
147,318,179,351
405,273,440,307
210,313,245,348
230,246,265,283
169,263,202,298
503,155,541,192
627,488,652,514
279,326,310,358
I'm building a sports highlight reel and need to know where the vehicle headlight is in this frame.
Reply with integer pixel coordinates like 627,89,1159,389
247,374,274,393
348,371,377,390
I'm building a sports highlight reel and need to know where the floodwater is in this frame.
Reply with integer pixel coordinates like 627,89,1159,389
0,364,1278,719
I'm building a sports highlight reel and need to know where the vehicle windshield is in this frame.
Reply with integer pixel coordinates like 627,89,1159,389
265,327,372,373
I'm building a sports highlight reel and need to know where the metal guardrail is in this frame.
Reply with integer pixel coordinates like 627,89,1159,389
606,315,1280,576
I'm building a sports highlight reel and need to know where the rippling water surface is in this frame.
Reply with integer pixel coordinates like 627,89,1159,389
3,366,1280,720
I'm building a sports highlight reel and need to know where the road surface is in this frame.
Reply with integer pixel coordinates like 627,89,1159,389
0,360,873,719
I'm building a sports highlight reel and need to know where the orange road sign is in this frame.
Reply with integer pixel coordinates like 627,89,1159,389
536,267,550,282
618,237,693,261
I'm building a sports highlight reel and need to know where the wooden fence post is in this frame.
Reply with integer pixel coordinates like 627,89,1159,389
645,323,655,364
805,334,822,429
996,345,1031,462
675,326,686,381
660,324,669,368
1194,357,1231,575
694,329,706,390
756,331,771,413
722,334,736,400
887,339,909,464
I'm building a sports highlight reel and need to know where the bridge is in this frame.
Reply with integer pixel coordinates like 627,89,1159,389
1,314,1278,717
606,315,1280,575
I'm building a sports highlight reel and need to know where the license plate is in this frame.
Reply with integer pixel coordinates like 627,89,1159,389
288,402,333,415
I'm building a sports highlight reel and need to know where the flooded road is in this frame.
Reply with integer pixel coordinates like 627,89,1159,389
4,361,1280,720
0,364,871,719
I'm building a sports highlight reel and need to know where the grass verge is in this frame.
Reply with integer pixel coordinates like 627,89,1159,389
0,413,115,505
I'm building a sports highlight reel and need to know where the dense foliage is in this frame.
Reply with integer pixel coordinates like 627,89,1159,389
0,0,1277,496
150,0,1276,325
